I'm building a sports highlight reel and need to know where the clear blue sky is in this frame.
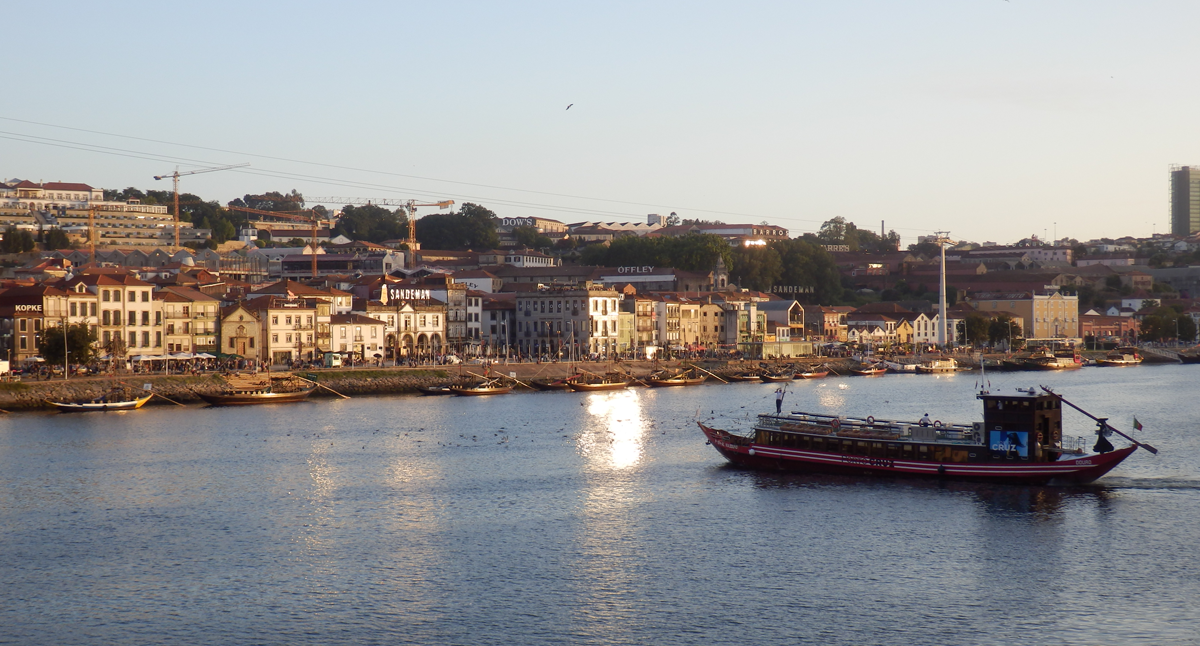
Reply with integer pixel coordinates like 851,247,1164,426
5,1,1199,246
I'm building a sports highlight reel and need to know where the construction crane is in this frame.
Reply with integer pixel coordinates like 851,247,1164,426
154,163,249,248
227,205,327,278
307,197,455,268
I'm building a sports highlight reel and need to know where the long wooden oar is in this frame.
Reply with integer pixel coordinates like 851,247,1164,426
686,363,728,384
468,369,533,390
151,392,186,406
1041,386,1158,454
296,376,351,399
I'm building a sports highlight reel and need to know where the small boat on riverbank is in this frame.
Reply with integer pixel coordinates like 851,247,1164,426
648,368,707,387
417,385,455,396
915,357,962,373
530,377,577,391
850,363,888,377
568,378,630,392
698,386,1147,485
47,390,153,412
759,372,794,382
796,366,830,379
198,374,315,406
449,380,512,396
727,373,764,382
1095,347,1142,367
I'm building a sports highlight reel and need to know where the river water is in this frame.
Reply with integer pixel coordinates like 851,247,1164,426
2,366,1198,645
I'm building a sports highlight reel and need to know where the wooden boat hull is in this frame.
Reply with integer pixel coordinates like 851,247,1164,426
1026,360,1081,371
199,388,314,406
648,376,706,387
449,385,512,396
796,371,829,379
417,385,455,396
1180,354,1200,364
728,374,764,382
699,422,1137,485
850,368,887,376
530,380,574,391
48,394,153,412
567,381,630,392
1094,359,1142,367
759,374,794,382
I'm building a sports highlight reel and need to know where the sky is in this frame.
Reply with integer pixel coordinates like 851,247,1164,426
5,0,1200,247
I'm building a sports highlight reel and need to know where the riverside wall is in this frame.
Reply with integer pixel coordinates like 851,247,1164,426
0,353,1178,413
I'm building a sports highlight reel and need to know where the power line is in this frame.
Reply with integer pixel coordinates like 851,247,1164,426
1,119,940,234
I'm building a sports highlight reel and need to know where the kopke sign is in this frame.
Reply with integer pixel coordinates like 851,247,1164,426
501,218,536,228
616,266,655,274
772,285,813,294
14,304,43,312
388,287,432,301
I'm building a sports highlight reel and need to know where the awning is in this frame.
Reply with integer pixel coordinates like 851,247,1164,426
171,352,196,359
195,352,216,359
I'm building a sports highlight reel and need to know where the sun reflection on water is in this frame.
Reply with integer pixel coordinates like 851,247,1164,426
577,390,646,470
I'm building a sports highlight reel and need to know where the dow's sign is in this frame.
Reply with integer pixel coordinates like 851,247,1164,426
501,218,536,228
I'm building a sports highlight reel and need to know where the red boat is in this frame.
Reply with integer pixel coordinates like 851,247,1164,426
795,368,829,379
698,387,1146,485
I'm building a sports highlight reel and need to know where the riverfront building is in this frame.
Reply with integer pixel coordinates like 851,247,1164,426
1171,165,1200,236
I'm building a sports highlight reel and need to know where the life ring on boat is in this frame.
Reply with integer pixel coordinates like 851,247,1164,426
830,418,841,432
933,420,943,429
866,416,875,425
972,431,982,444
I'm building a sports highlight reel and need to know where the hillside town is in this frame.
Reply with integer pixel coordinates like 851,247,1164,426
3,175,1200,375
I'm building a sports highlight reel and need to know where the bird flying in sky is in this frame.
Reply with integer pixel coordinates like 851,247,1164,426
566,104,573,110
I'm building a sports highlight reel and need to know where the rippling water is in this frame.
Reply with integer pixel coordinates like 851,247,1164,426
2,366,1198,645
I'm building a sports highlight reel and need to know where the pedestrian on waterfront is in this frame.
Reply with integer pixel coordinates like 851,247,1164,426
920,413,932,427
775,386,786,414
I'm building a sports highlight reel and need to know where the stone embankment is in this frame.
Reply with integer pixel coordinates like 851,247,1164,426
0,354,1180,413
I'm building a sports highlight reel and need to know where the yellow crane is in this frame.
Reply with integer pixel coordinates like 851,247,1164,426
153,163,249,248
307,197,454,267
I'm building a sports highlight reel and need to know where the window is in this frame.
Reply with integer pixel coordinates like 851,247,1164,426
340,326,347,338
129,331,137,347
102,290,110,302
286,334,292,343
114,291,121,303
155,311,162,325
272,334,279,343
19,336,26,350
142,331,150,347
142,291,149,303
102,311,111,325
250,338,255,348
229,337,235,348
90,303,96,317
433,315,439,326
371,327,378,338
103,331,111,344
286,316,292,325
272,316,279,324
70,302,78,317
128,312,137,326
142,311,149,326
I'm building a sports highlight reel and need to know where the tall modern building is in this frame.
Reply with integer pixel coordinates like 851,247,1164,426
1171,164,1200,236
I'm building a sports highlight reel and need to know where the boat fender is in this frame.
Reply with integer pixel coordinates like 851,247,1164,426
933,420,943,429
866,416,875,426
972,431,982,444
938,464,946,475
830,418,841,432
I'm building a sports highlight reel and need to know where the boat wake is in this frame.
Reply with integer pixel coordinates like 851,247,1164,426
1094,476,1200,491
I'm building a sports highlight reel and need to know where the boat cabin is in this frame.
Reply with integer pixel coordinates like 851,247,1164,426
979,389,1063,462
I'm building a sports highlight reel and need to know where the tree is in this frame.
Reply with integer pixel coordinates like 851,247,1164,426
729,244,783,292
38,323,99,366
415,203,500,250
103,333,127,359
512,225,553,250
772,238,843,304
333,204,408,243
1,226,35,253
665,212,680,226
987,314,1018,347
1179,315,1198,343
43,228,74,250
962,313,991,346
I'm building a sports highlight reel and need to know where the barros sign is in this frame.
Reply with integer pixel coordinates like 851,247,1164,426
387,287,432,301
14,304,43,312
501,218,536,228
772,285,814,294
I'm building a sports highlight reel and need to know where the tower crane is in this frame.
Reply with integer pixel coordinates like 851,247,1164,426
153,163,249,248
306,197,455,268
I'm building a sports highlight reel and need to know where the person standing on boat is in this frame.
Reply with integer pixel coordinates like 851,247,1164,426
920,413,932,427
775,386,786,414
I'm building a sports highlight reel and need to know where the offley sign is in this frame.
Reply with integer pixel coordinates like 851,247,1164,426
501,218,536,228
616,266,654,274
772,285,813,294
387,287,432,301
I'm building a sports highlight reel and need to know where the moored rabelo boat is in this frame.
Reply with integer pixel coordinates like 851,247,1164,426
850,362,888,376
417,385,455,396
648,369,707,387
47,390,154,412
567,378,630,392
198,374,316,406
759,372,794,383
698,386,1149,485
795,366,829,379
727,372,765,382
449,380,512,396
